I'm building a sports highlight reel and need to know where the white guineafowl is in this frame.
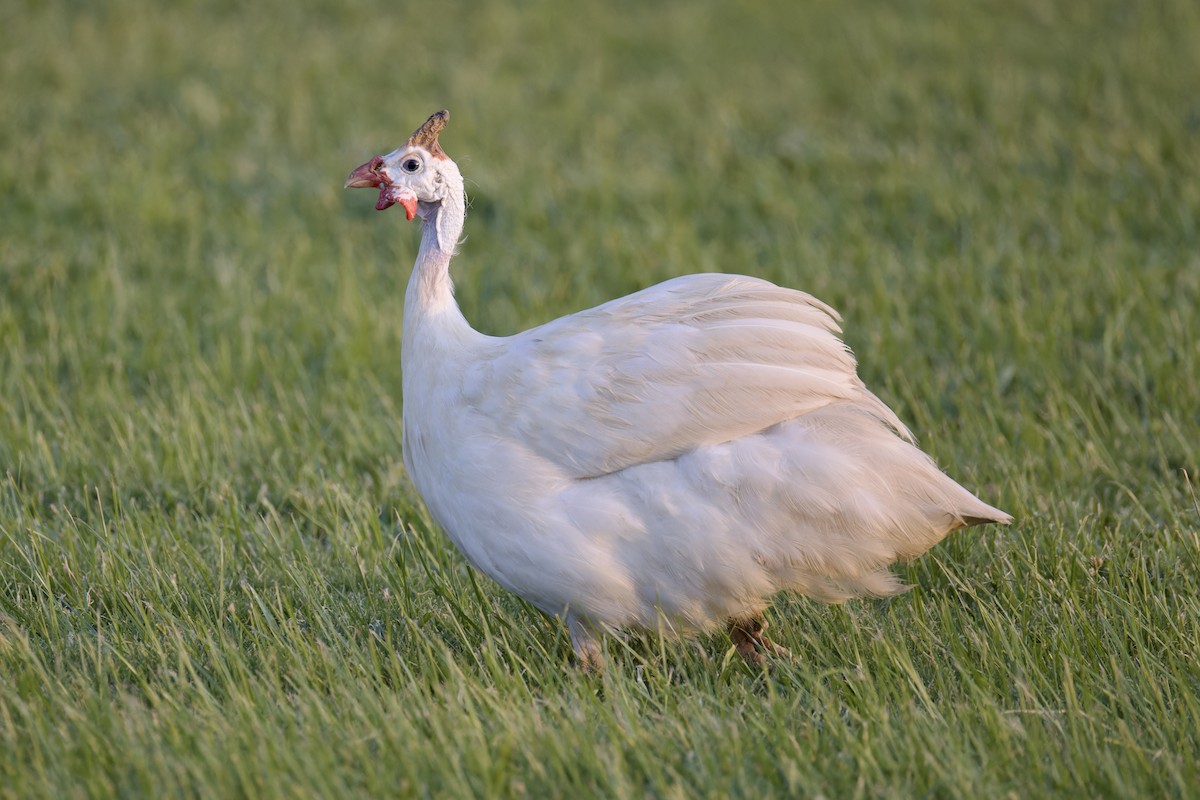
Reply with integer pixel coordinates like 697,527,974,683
345,110,1010,670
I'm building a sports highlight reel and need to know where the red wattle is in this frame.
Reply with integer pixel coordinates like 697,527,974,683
376,186,396,211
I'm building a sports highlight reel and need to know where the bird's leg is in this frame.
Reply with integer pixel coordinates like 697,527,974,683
727,613,791,668
567,616,604,674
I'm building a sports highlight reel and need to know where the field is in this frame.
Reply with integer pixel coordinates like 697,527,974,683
2,0,1199,796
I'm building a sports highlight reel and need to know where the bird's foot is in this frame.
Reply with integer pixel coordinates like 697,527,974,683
568,616,605,674
727,614,791,668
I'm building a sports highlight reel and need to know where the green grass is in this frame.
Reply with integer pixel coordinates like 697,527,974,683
2,0,1199,796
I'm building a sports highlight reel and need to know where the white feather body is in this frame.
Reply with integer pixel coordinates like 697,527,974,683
402,258,1006,635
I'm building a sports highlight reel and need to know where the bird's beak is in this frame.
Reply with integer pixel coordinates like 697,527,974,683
344,156,385,189
344,155,419,219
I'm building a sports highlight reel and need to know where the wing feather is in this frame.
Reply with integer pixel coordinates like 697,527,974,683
474,273,910,478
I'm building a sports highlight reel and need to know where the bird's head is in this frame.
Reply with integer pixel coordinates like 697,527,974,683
344,110,453,222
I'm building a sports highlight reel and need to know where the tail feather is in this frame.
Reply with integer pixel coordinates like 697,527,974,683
947,488,1013,530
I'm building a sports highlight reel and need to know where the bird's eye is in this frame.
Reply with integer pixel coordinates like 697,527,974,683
401,158,422,174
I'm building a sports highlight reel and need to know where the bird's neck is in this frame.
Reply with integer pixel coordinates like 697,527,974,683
405,165,467,325
403,163,487,381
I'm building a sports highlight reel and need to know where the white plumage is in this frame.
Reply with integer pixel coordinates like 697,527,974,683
346,111,1011,669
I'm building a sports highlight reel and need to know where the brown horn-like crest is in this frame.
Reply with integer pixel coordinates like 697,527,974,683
407,110,449,158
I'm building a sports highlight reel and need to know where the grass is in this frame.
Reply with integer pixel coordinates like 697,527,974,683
2,0,1199,796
